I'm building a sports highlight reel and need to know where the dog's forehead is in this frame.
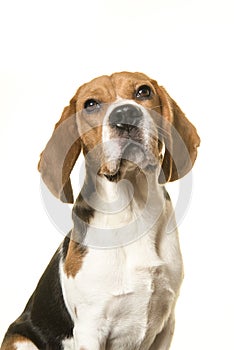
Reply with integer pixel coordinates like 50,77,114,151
111,71,152,85
76,75,116,103
111,72,155,98
76,72,154,102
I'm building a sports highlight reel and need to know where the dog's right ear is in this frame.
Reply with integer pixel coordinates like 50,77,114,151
38,97,81,203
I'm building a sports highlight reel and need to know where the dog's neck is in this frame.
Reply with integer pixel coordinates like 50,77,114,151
72,167,166,248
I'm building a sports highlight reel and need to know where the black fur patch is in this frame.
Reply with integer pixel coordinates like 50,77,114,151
72,173,95,243
3,246,74,350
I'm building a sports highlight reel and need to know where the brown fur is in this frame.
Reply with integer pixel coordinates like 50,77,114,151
38,72,200,202
1,334,35,350
153,84,200,182
63,240,87,278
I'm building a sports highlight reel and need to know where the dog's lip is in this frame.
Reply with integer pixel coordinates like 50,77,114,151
99,159,121,176
99,140,157,181
104,170,121,182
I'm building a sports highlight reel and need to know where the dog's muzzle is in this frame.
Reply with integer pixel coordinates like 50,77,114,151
99,103,158,181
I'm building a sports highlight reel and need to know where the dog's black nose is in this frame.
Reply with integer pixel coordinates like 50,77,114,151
109,104,142,131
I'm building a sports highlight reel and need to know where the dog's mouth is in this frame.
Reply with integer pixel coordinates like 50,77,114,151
101,142,157,182
104,170,121,182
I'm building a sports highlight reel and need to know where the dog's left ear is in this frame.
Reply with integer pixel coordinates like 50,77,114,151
152,82,200,183
38,97,81,203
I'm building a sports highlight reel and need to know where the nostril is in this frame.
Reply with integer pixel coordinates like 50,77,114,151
109,104,142,130
110,109,125,126
115,123,126,129
116,122,127,130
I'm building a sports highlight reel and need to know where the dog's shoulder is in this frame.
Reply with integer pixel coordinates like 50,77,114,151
3,239,74,349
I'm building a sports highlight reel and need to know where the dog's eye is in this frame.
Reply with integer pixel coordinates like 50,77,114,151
136,85,152,99
84,99,100,113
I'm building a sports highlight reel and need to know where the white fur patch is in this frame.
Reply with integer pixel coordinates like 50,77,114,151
60,226,177,349
15,341,38,350
62,337,75,350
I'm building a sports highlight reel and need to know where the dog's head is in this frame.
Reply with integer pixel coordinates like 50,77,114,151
39,72,200,203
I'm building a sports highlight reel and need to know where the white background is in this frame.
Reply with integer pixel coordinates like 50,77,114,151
0,0,234,348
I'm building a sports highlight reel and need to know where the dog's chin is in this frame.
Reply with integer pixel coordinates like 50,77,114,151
103,162,157,183
102,145,157,182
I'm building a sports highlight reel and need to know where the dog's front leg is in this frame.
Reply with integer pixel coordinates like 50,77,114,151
149,315,175,350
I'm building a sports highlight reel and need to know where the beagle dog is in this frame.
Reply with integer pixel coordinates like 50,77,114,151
1,72,200,350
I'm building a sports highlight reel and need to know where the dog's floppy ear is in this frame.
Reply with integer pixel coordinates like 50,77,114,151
152,82,200,183
38,97,81,203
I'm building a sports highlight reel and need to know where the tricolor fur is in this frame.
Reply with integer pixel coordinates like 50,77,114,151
1,72,200,350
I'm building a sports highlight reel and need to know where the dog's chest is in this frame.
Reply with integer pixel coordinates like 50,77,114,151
60,235,174,349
